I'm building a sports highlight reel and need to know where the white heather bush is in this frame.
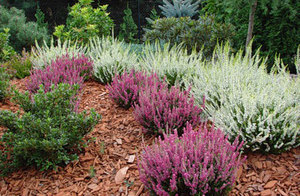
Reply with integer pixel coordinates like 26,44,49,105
31,39,87,69
139,42,203,87
89,36,138,84
191,43,300,153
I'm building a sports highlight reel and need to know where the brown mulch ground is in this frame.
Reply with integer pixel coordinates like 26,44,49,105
0,79,299,196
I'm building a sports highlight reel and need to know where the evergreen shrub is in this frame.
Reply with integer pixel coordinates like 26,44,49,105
0,84,100,175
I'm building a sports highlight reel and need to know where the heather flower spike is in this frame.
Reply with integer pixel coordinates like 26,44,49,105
134,79,203,136
26,53,93,94
138,123,246,195
107,69,161,109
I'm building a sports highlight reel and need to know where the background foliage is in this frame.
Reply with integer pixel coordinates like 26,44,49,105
53,0,114,44
0,5,49,52
201,0,300,72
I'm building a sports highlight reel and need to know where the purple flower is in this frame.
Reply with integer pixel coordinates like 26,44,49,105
26,53,93,94
138,123,246,195
134,80,204,136
106,70,160,109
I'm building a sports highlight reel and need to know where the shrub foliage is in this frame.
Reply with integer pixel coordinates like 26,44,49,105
2,50,32,79
144,16,234,57
53,0,114,44
0,5,49,52
139,42,201,88
0,28,16,62
0,84,100,175
191,44,300,153
89,36,138,84
31,39,87,69
0,65,10,102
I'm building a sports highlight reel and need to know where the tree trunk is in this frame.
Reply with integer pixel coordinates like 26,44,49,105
246,0,258,49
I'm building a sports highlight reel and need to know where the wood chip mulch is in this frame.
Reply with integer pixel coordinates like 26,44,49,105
0,78,299,196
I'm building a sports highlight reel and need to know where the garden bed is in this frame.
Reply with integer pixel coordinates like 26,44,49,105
0,78,299,196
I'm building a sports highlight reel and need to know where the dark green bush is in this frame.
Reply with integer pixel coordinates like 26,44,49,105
0,5,49,52
53,0,114,44
118,5,138,43
144,16,234,57
0,65,10,102
0,83,100,175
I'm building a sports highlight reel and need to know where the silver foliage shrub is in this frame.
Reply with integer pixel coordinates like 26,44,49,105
138,42,202,87
159,0,200,18
190,43,300,153
89,36,138,84
31,39,87,69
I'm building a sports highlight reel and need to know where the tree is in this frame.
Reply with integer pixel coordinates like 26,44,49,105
202,0,300,72
246,0,257,49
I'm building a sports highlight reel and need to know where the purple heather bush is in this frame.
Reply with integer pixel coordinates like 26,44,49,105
138,123,245,196
106,70,161,109
134,80,204,136
26,53,93,94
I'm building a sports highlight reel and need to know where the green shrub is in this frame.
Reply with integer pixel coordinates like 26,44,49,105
0,83,100,175
3,50,32,79
190,43,300,153
31,39,87,69
35,6,48,30
0,5,49,52
89,36,138,84
0,28,16,62
118,5,138,43
53,0,114,44
145,8,160,28
0,66,10,102
144,16,234,57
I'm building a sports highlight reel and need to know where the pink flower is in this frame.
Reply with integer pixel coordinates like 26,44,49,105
138,123,246,195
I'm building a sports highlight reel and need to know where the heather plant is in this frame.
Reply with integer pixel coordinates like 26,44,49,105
89,36,138,84
190,43,300,153
138,123,245,195
0,65,10,102
107,70,160,109
3,50,32,79
139,42,202,88
31,39,87,69
27,53,93,94
0,84,100,175
134,80,203,136
53,0,114,44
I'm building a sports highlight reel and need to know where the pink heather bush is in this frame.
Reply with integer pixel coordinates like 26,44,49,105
106,70,161,109
138,123,245,196
134,80,204,136
26,53,93,93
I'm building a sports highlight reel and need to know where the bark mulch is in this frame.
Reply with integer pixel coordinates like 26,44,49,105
0,79,299,196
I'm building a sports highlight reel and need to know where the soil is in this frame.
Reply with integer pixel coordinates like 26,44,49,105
0,78,299,196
